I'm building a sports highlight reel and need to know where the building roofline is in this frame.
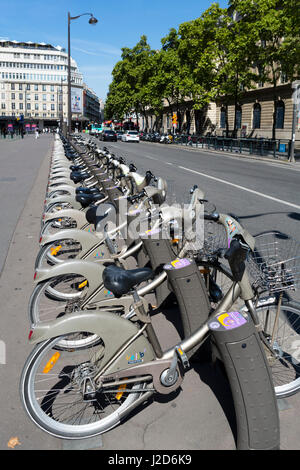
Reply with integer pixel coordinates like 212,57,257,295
0,39,66,52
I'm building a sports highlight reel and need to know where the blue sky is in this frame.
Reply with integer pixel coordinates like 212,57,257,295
0,0,228,101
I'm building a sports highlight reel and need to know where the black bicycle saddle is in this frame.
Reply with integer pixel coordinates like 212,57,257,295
102,265,154,298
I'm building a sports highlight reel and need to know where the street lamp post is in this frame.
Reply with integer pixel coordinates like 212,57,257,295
290,80,300,163
67,12,98,136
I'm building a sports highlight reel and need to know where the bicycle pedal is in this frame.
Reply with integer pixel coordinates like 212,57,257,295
175,346,190,370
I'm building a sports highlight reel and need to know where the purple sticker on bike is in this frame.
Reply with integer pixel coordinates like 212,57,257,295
164,258,192,270
216,311,247,330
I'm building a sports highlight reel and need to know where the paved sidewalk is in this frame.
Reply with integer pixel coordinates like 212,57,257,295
0,135,53,274
0,134,61,450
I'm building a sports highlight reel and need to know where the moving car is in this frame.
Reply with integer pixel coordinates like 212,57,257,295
121,130,140,143
101,130,117,142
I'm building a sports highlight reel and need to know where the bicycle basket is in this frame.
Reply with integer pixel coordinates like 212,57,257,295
247,232,300,293
184,217,228,258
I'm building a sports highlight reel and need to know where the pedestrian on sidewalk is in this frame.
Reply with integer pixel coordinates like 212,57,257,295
35,128,39,139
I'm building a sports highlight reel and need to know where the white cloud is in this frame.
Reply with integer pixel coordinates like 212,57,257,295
71,38,121,57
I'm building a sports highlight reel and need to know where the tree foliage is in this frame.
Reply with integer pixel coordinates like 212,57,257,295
104,0,300,135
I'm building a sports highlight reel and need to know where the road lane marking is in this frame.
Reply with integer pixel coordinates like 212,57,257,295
178,165,300,210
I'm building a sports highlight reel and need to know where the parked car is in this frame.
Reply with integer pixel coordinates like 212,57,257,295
116,130,124,140
122,130,140,143
101,130,117,142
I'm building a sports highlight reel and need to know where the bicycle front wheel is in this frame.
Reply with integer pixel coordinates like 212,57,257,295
35,240,82,269
254,298,300,398
20,334,145,439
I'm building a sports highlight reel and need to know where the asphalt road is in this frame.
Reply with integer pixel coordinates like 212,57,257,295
104,139,300,241
0,135,299,451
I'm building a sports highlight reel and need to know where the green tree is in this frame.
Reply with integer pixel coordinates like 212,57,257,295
178,3,258,137
230,0,300,139
104,36,156,128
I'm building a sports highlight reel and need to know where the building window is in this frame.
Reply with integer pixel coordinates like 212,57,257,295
220,106,227,129
51,94,55,101
19,83,23,90
51,104,55,111
43,103,46,110
35,94,38,100
280,71,288,84
19,103,23,110
11,93,15,100
12,103,15,110
235,105,242,129
50,85,54,91
253,103,261,129
26,84,30,90
42,85,46,91
35,103,39,110
11,83,15,90
34,84,38,91
275,100,285,129
1,103,5,109
26,103,31,110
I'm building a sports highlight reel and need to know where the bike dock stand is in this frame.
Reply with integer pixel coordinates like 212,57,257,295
163,258,211,358
208,311,280,450
141,237,176,306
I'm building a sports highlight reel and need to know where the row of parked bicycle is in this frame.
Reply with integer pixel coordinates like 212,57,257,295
19,132,299,448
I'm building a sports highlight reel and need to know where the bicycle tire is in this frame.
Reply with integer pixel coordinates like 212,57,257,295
247,297,300,398
20,335,146,439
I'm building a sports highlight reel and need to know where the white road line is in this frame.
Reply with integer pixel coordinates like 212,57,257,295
178,165,300,210
145,155,159,161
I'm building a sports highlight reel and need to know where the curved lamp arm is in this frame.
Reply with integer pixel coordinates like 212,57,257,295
69,12,98,24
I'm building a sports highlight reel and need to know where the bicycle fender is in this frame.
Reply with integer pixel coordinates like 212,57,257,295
43,209,88,228
34,259,105,297
48,179,77,188
49,171,70,178
44,195,82,210
40,229,101,254
46,185,76,196
29,311,155,372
